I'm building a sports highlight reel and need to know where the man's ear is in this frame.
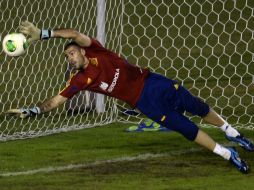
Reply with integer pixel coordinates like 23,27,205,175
81,48,86,56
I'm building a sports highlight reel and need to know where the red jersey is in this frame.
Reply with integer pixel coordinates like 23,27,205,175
60,39,150,107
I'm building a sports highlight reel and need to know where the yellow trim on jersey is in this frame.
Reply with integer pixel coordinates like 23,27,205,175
87,77,92,85
58,71,78,94
161,115,166,122
59,84,70,94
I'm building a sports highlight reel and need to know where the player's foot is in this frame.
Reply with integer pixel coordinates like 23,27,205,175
227,147,249,174
226,134,254,152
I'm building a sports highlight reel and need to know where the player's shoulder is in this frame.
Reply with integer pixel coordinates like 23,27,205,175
65,73,82,89
68,70,84,84
72,69,97,84
87,38,104,48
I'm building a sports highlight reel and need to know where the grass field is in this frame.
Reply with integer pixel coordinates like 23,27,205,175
0,123,254,190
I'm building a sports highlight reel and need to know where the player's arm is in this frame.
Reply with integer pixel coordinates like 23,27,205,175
6,95,67,119
19,21,91,47
52,29,91,47
38,94,67,113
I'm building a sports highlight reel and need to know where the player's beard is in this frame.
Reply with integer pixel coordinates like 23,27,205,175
75,56,87,70
74,62,84,70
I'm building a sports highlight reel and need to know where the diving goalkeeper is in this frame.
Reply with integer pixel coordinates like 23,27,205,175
7,21,254,174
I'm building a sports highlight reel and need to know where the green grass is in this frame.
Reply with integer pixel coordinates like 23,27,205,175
0,123,254,190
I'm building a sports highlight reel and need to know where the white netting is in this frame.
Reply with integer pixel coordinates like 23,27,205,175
118,0,254,128
0,0,253,141
0,0,122,141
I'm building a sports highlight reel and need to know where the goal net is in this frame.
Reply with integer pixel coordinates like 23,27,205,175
0,0,253,141
118,0,254,129
0,0,122,140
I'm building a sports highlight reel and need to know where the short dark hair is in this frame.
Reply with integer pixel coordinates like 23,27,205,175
64,41,81,51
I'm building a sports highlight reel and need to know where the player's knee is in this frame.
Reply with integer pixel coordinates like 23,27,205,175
170,125,199,141
162,116,199,141
181,126,199,141
192,97,210,117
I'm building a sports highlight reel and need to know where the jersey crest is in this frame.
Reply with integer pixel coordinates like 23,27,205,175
89,58,98,66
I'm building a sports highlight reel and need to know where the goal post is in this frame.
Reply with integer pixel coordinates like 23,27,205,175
95,0,106,113
0,0,253,141
65,0,107,114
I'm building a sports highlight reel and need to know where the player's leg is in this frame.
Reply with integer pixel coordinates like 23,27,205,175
160,111,249,174
176,85,254,151
136,73,249,173
202,109,254,151
194,129,216,151
195,129,249,174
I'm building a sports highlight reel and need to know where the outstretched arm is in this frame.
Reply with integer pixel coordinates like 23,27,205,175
6,95,67,118
52,29,91,47
39,94,67,113
19,21,91,47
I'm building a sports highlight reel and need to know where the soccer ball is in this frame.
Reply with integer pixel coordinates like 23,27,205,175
2,33,28,57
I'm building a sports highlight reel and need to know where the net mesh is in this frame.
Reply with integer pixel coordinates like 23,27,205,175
118,0,254,129
0,0,122,140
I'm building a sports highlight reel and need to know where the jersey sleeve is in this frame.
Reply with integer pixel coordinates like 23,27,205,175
59,83,81,99
59,72,86,99
90,38,103,48
59,73,91,99
59,77,81,99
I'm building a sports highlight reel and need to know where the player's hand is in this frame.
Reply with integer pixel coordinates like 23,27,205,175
19,21,41,43
6,107,41,119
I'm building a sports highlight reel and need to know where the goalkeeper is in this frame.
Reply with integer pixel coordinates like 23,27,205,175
7,21,254,174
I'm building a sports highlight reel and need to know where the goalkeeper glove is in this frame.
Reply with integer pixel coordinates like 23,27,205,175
6,107,41,119
19,21,53,43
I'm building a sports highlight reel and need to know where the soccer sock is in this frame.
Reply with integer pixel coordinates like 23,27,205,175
220,123,240,137
213,143,231,160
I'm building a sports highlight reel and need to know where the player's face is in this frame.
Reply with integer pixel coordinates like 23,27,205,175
64,46,88,70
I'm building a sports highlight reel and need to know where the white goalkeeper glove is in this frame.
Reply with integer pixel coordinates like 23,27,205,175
6,107,41,119
19,21,41,43
19,21,53,43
